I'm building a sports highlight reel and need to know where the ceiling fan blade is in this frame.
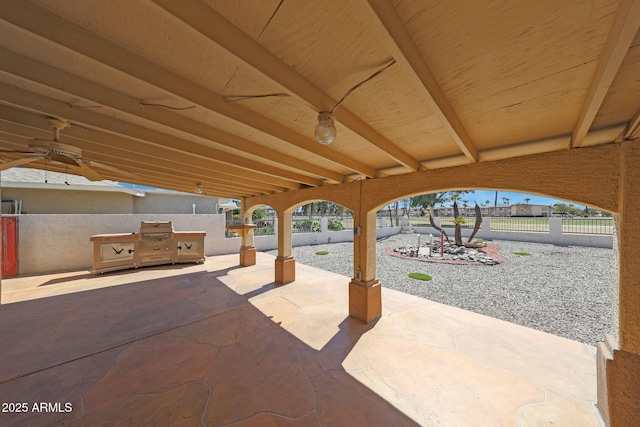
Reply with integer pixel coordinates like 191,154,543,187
0,157,40,171
0,150,42,156
85,160,139,179
49,152,79,166
73,161,105,181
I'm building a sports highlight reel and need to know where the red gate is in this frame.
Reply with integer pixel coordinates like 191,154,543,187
2,217,18,277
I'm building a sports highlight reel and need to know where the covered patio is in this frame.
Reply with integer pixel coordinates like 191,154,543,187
1,1,640,425
1,253,600,426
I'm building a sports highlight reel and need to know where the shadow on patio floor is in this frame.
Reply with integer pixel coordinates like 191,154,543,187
0,253,602,426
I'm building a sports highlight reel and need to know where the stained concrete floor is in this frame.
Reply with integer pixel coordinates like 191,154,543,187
0,253,603,426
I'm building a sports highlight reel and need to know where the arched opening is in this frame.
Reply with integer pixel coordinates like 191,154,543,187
289,188,614,347
370,189,616,345
265,199,356,279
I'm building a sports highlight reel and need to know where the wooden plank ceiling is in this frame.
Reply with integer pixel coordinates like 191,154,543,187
1,0,640,197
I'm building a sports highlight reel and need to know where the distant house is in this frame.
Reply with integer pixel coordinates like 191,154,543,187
431,203,552,217
0,167,221,215
432,205,511,217
510,203,553,217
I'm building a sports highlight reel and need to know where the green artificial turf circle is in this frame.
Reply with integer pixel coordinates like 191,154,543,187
408,272,432,281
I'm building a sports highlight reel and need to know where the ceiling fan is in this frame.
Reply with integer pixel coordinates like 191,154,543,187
0,118,136,182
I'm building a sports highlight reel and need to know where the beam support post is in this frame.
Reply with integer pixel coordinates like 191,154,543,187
349,209,381,323
275,209,295,284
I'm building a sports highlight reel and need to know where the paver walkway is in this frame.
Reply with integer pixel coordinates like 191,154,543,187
0,253,602,426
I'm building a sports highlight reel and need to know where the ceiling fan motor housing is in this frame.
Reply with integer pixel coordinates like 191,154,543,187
27,140,83,158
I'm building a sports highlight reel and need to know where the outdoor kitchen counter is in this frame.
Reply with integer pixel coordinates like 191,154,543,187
90,222,206,274
173,231,207,237
89,233,139,242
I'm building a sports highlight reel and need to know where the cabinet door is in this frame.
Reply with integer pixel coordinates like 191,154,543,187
176,240,200,255
100,243,135,262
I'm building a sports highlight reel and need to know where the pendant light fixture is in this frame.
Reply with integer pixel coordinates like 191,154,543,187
314,112,337,145
312,59,396,145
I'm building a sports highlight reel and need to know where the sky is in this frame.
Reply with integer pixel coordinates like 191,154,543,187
458,190,566,207
117,183,582,209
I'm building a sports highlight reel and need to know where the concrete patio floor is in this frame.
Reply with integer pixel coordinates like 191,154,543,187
0,252,603,426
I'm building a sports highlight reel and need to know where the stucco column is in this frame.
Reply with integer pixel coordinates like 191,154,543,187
275,209,294,284
598,143,640,426
349,209,381,323
239,210,256,267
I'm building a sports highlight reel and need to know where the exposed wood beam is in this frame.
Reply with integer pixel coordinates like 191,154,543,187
0,83,320,188
0,157,258,198
0,133,259,196
4,162,250,199
151,0,421,172
0,115,285,196
571,0,640,148
0,131,268,196
0,3,360,181
0,106,295,192
0,118,286,194
360,0,478,162
0,50,345,184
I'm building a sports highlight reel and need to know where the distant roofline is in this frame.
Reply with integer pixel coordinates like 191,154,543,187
1,181,147,196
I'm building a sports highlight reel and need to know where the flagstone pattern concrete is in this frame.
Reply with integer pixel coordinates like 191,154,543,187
0,253,602,426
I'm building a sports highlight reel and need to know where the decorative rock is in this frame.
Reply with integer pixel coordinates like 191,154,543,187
392,241,501,265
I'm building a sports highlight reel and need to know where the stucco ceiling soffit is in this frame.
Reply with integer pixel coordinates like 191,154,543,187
571,0,640,148
150,0,421,172
0,83,322,187
359,0,478,163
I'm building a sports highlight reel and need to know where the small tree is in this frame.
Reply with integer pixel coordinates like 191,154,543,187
414,191,476,244
252,209,266,222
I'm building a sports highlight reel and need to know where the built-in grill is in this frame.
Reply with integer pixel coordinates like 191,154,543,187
90,221,206,273
137,221,174,266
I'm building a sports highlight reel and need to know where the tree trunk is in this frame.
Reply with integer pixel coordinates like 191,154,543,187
428,210,449,242
394,201,399,226
453,201,462,245
467,203,483,243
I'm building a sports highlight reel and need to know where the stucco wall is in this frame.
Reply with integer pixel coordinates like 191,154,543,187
17,214,223,274
2,188,133,214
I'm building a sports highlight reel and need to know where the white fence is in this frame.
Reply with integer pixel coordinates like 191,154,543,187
413,217,613,249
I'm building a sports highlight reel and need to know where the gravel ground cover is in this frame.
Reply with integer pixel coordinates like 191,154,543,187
267,233,613,346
